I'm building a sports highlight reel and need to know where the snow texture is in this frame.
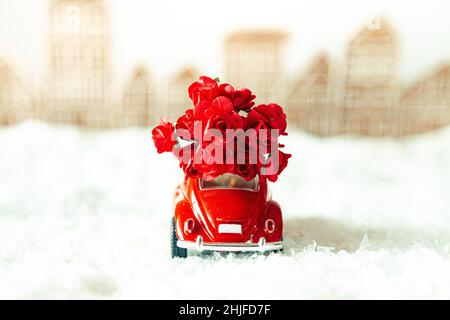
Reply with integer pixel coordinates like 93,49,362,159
1,121,450,299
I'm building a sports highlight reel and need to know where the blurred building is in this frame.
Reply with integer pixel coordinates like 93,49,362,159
46,0,111,128
1,9,450,137
400,64,450,135
225,30,287,104
120,65,153,127
0,59,35,125
342,18,400,136
166,67,198,122
287,54,339,136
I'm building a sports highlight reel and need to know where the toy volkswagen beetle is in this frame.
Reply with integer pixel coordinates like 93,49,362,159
171,173,283,258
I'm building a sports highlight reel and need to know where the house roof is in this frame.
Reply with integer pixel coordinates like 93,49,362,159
0,58,13,83
0,58,35,101
123,64,150,94
349,17,397,47
171,67,198,84
133,64,149,77
289,54,330,96
401,63,450,101
50,0,105,3
226,30,288,44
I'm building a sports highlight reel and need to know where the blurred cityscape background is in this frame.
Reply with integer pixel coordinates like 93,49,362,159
0,0,449,136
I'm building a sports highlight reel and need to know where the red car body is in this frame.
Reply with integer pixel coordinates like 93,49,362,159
172,174,283,256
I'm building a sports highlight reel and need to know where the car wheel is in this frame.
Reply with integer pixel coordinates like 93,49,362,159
273,237,284,254
278,236,285,253
171,217,188,259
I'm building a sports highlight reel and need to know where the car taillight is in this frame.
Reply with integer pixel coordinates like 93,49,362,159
184,218,196,234
265,219,275,234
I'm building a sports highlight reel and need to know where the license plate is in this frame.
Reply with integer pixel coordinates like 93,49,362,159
218,224,242,234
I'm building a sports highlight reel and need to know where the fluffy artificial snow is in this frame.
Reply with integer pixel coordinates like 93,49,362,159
1,121,450,299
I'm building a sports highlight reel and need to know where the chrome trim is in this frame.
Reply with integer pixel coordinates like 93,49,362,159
258,237,266,248
177,238,283,252
195,235,203,251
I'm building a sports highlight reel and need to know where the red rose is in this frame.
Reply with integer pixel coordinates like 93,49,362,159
218,83,235,97
232,88,256,111
204,113,244,135
218,84,256,111
174,141,196,164
265,151,291,182
225,112,245,130
246,103,287,135
152,75,291,182
188,76,219,106
204,96,244,132
184,163,200,178
152,120,176,153
277,151,291,174
205,96,233,118
176,109,195,137
176,109,194,130
250,120,269,150
193,100,211,120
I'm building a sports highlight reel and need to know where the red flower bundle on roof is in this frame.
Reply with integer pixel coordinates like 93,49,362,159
152,76,291,182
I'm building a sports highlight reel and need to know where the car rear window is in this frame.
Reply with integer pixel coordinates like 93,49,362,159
200,173,259,191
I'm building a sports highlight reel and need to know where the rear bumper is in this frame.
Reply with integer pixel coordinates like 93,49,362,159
177,236,283,252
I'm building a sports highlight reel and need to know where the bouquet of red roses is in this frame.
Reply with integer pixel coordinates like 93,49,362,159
151,76,291,182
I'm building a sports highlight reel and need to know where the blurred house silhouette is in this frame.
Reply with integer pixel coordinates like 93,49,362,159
1,7,450,137
166,67,198,122
342,18,400,136
287,54,339,136
120,65,153,127
225,30,287,104
46,0,111,128
0,59,35,125
400,64,450,135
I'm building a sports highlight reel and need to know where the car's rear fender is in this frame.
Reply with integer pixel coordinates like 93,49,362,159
254,200,283,242
174,199,216,242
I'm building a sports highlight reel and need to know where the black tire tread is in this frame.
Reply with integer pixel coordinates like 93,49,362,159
171,218,188,258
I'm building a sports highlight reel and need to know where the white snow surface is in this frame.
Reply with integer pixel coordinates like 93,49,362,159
1,121,450,299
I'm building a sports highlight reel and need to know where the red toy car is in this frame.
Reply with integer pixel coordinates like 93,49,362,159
171,173,283,258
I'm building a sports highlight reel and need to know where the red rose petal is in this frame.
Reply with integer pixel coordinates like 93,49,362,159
212,96,233,115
